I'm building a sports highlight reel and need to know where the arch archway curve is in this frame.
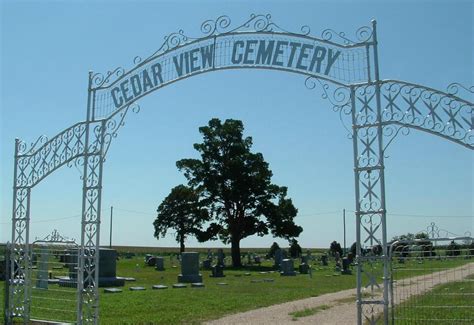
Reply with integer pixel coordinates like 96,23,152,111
8,13,474,325
89,14,375,121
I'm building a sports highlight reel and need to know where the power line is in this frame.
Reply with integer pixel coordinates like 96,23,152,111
0,214,81,225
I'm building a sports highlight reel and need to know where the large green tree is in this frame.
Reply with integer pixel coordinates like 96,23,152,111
153,184,208,253
177,118,302,266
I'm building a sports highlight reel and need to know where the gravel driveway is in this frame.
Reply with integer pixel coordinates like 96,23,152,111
205,262,474,325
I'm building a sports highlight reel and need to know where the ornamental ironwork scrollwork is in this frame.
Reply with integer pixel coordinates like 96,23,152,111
382,124,410,155
446,82,474,96
92,67,126,89
321,25,373,45
380,80,473,149
36,229,75,243
304,76,353,138
15,122,88,188
89,102,140,160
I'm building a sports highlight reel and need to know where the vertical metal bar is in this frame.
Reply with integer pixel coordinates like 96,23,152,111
343,208,346,254
4,243,11,325
93,118,107,323
23,188,31,323
78,71,94,325
350,85,363,325
8,139,20,324
109,206,113,248
371,19,390,325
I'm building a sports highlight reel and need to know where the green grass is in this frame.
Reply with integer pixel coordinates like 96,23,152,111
392,277,474,324
0,252,472,324
289,304,330,320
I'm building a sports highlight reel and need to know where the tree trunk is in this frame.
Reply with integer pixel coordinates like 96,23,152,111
180,235,185,253
231,237,242,267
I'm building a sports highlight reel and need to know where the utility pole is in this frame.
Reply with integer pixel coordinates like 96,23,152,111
109,206,113,248
343,208,346,255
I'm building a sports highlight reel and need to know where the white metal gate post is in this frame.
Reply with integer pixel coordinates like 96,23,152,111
77,71,104,325
8,139,33,324
353,20,390,325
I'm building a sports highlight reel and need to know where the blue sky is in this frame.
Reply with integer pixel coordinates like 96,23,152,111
1,0,473,249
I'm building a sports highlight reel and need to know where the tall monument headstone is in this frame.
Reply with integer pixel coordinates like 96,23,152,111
178,252,202,283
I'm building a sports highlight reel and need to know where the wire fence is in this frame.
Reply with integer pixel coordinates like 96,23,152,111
390,237,474,324
29,242,79,324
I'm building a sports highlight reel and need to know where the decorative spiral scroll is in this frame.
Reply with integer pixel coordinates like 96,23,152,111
322,25,373,45
446,83,474,96
92,67,125,88
304,77,351,110
382,124,410,155
91,102,141,161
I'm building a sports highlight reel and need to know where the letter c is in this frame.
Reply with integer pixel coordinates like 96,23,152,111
231,41,244,64
111,87,124,108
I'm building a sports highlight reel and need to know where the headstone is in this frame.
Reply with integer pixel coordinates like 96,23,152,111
124,252,134,259
129,286,146,291
36,247,49,289
298,263,309,274
155,256,165,271
274,249,283,269
145,254,153,263
173,283,187,289
216,282,228,286
178,252,202,283
152,285,168,290
254,255,261,264
191,282,205,288
211,264,225,277
146,256,157,267
263,278,274,282
280,259,297,276
104,288,122,293
347,252,354,264
321,254,328,266
202,259,212,270
60,248,125,288
217,249,225,267
341,257,352,275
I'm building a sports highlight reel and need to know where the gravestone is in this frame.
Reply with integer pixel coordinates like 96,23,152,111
280,259,297,276
124,252,135,259
254,255,261,264
211,264,225,277
155,256,165,271
298,261,309,274
274,249,283,269
341,257,352,275
321,254,328,266
146,256,157,267
36,247,49,289
217,249,225,267
202,259,212,270
178,252,202,283
60,248,124,287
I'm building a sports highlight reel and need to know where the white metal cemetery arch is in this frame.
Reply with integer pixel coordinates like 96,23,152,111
8,14,473,325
